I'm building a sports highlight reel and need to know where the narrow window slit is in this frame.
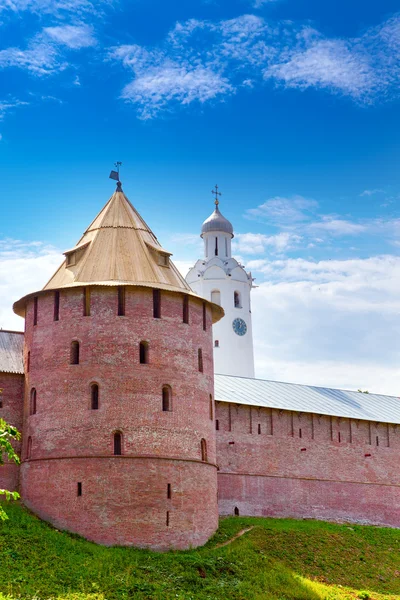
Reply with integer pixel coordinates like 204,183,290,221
30,388,37,415
202,302,207,331
139,341,149,364
113,432,122,455
209,394,213,420
117,286,125,316
198,348,203,373
183,295,189,324
201,438,207,462
54,291,60,321
216,419,219,431
91,384,99,410
70,341,80,365
258,423,261,435
83,287,91,317
167,484,171,499
153,289,161,319
162,386,172,412
33,297,38,326
166,511,170,526
77,482,82,497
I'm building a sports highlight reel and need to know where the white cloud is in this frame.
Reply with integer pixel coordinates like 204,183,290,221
246,195,318,225
0,98,28,120
266,38,375,100
112,44,233,119
308,217,366,236
0,239,62,331
234,231,301,254
249,255,400,395
111,12,400,117
253,0,279,5
44,24,96,49
0,0,111,17
360,189,384,196
0,25,96,75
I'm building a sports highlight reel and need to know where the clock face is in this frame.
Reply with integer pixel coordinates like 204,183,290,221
232,317,247,336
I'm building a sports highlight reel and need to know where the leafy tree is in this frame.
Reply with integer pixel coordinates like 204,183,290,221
0,413,21,521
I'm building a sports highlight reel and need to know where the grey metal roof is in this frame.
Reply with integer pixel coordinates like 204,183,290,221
0,330,24,375
214,373,400,425
201,207,234,237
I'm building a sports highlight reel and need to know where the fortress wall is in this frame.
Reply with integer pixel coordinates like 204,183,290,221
216,402,400,527
21,286,218,549
0,372,24,492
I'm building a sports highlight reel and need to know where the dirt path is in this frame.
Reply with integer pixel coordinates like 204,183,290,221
215,527,255,549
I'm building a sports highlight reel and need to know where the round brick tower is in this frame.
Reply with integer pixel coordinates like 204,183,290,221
13,182,224,550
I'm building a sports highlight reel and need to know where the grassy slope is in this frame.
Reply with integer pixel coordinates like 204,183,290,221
0,503,400,600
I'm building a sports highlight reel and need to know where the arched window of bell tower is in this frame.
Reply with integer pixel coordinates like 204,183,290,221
211,290,221,306
234,291,242,308
215,237,218,256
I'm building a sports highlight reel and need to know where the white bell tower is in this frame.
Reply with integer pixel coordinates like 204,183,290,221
186,187,255,378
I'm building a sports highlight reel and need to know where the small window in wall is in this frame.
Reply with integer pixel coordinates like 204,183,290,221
27,436,32,459
198,348,203,373
54,291,60,321
209,394,213,420
0,391,3,409
258,424,261,435
214,340,219,348
91,384,99,410
139,341,149,364
117,287,126,316
70,341,80,365
162,386,172,411
211,290,221,306
113,432,122,456
83,287,91,317
27,351,30,373
33,297,38,326
234,291,241,308
215,237,218,256
153,289,161,319
201,438,207,462
167,484,172,499
202,302,207,331
183,295,189,324
215,420,219,431
30,388,37,415
166,511,170,526
77,482,82,497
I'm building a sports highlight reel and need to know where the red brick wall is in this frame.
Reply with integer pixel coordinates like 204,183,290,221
0,373,24,492
21,286,218,550
216,402,400,527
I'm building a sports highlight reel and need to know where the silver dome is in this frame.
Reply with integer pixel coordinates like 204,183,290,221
201,206,234,237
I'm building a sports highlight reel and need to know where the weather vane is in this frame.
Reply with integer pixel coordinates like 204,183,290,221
109,162,122,187
211,184,222,206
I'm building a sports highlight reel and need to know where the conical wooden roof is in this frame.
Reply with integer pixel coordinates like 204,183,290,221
13,183,224,323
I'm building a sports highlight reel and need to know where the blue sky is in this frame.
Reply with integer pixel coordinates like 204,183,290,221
1,0,400,393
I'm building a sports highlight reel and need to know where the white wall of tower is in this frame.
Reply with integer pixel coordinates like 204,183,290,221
186,226,255,378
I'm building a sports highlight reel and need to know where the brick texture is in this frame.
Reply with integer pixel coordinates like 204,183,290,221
0,373,24,492
20,286,218,550
216,403,400,527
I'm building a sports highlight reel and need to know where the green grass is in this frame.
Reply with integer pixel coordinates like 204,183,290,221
1,502,400,600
